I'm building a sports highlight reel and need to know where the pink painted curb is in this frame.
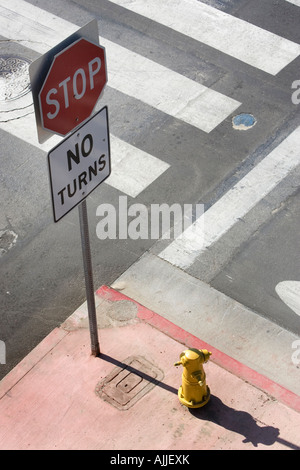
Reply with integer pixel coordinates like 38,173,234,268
96,285,300,413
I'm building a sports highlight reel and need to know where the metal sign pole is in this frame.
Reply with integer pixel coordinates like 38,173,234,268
78,199,100,357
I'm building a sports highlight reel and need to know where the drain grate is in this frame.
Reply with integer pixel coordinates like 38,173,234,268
0,56,31,102
95,356,164,410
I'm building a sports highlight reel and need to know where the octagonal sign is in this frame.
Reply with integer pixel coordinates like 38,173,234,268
39,38,107,136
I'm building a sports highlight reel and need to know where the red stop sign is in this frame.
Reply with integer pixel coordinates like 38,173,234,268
39,38,107,136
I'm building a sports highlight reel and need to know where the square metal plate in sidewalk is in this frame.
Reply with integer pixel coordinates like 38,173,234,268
95,356,164,410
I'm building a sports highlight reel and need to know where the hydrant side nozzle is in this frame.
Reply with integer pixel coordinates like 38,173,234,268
174,361,182,367
201,349,212,363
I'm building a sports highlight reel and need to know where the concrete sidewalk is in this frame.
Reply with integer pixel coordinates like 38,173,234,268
0,284,299,451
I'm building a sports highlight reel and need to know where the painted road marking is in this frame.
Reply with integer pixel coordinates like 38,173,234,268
0,113,169,198
276,281,300,316
109,0,300,75
108,136,169,198
286,0,300,7
159,126,300,268
0,0,240,133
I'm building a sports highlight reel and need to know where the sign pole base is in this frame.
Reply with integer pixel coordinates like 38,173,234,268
78,199,100,357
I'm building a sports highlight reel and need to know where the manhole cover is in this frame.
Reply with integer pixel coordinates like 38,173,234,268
95,355,164,410
0,56,31,102
232,113,257,130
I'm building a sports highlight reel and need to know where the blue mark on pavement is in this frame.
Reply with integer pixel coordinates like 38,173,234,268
232,113,257,130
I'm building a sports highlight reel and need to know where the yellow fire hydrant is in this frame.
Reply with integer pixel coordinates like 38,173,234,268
174,348,211,408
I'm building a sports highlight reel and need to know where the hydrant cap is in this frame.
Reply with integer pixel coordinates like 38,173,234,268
185,349,201,361
183,348,212,363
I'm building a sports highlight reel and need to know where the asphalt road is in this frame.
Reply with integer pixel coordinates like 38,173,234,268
0,0,299,379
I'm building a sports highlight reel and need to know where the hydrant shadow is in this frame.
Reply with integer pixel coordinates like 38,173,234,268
189,395,299,449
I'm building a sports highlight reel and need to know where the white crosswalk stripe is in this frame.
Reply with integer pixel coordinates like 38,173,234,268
107,136,170,198
0,0,299,217
286,0,300,6
159,126,300,268
0,0,299,346
0,112,169,199
0,0,241,133
109,0,300,75
0,0,171,198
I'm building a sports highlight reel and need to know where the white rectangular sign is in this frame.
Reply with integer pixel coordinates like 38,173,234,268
48,106,111,222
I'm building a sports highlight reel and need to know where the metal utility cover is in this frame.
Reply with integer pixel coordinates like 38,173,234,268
95,356,164,410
